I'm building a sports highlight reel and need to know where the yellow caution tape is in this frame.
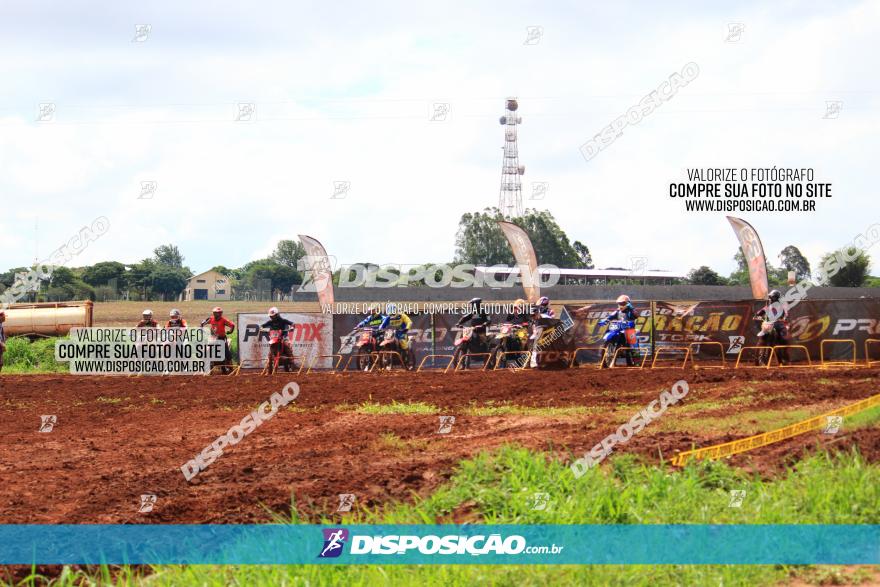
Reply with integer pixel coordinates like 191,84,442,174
671,391,880,466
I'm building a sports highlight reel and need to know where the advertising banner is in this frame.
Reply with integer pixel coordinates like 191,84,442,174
237,312,333,369
727,216,770,300
298,234,335,307
498,220,541,303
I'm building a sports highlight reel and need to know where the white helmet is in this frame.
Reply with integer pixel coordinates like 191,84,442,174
170,308,181,318
268,307,279,317
616,295,631,305
142,309,152,317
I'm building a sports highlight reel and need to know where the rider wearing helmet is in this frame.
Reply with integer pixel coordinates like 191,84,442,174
603,295,639,323
356,304,387,330
754,290,790,362
456,297,491,344
166,309,187,328
261,306,294,331
535,296,555,319
201,307,235,373
137,309,158,328
381,303,414,359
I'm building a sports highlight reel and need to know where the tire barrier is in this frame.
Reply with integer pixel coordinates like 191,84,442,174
416,354,455,373
734,346,776,369
688,342,725,370
672,391,880,466
651,347,691,369
820,339,857,369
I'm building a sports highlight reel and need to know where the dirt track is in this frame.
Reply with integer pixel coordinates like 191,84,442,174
0,367,878,524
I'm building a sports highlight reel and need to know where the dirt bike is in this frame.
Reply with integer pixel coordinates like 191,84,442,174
351,327,381,371
262,327,296,374
598,319,638,368
487,323,529,369
755,318,787,365
452,326,489,370
377,328,416,370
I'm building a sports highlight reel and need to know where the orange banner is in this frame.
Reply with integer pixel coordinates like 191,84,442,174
726,216,769,300
498,220,540,303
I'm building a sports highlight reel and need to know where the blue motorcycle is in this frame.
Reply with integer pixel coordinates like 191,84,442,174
598,319,639,368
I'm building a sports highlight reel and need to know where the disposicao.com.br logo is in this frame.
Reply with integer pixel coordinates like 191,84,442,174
317,528,563,558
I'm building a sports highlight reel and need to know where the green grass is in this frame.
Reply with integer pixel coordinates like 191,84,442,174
8,444,880,586
842,404,880,430
373,431,429,452
336,401,440,415
660,408,815,434
0,336,67,373
465,404,599,417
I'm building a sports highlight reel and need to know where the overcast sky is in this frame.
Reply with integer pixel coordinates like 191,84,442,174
1,0,877,277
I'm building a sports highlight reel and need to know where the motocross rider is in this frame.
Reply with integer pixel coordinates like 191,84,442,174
356,305,386,330
380,303,413,349
201,306,235,373
165,308,187,328
535,296,555,319
137,309,158,328
598,295,640,366
261,306,294,331
754,290,790,364
456,297,491,348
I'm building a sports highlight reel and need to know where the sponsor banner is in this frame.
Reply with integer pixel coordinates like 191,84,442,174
0,524,877,564
237,312,332,369
331,299,879,366
727,216,770,300
563,299,880,363
498,220,541,303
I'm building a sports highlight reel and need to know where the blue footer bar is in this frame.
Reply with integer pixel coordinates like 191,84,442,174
0,525,877,565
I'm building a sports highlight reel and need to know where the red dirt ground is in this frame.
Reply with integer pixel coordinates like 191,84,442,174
0,367,878,524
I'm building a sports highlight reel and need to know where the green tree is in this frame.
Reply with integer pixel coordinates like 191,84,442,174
453,208,514,266
271,240,306,269
126,260,156,300
153,244,185,268
48,266,76,287
150,265,190,301
820,248,871,287
727,250,750,285
778,246,811,281
573,241,594,269
454,207,582,267
82,261,127,288
516,210,580,267
244,261,301,294
686,266,726,285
